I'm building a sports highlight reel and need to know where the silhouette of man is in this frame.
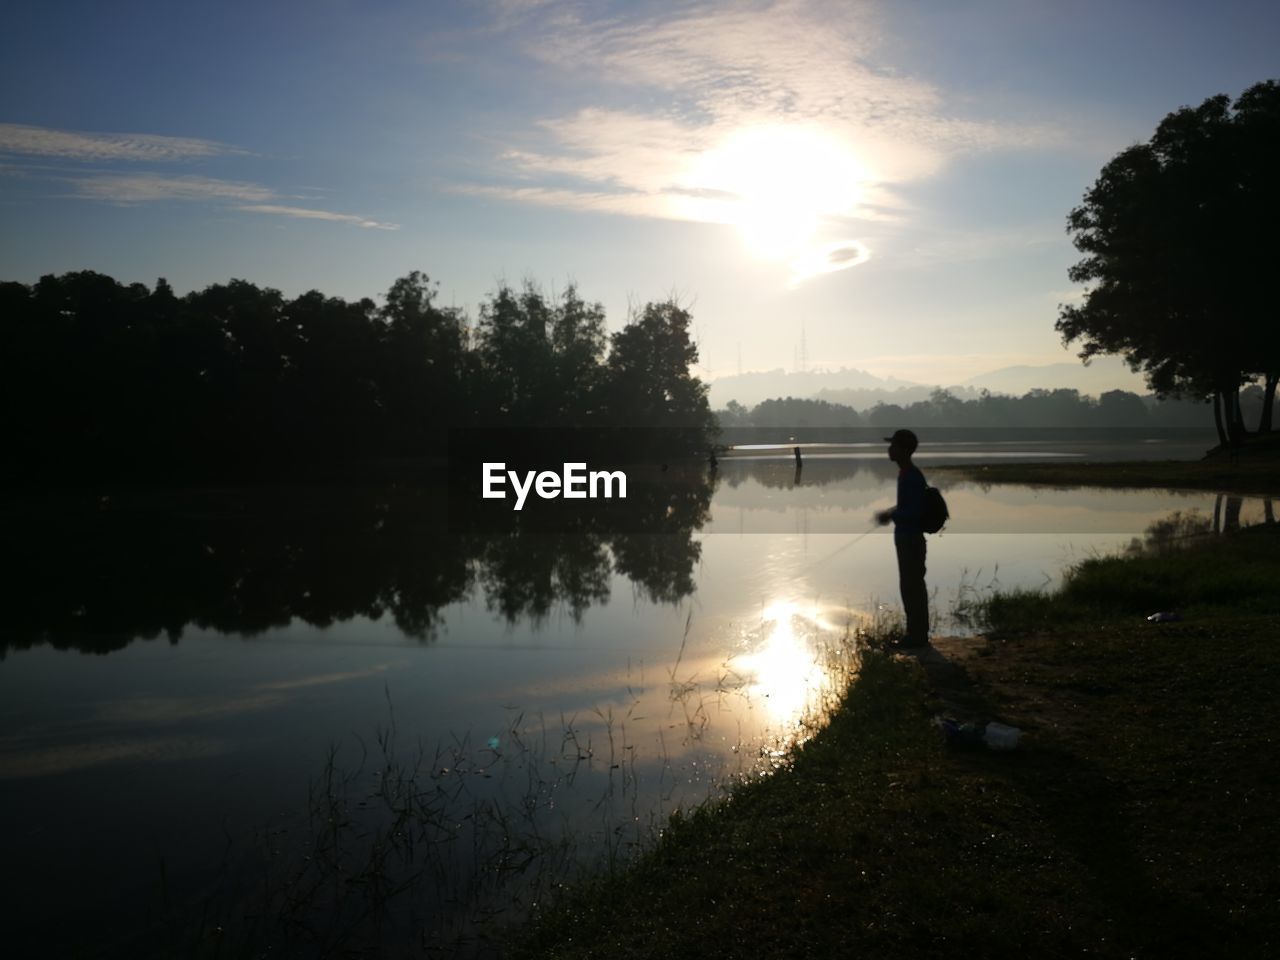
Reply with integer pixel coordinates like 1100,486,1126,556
875,429,929,648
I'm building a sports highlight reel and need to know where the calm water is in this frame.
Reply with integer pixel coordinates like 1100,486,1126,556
0,441,1270,955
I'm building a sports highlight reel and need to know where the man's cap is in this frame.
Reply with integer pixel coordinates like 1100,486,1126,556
883,428,918,453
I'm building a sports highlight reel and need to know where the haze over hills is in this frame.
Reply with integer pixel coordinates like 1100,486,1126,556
959,359,1149,397
708,356,1150,409
706,367,919,408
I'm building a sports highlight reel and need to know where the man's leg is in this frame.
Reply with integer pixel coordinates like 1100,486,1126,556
896,534,929,646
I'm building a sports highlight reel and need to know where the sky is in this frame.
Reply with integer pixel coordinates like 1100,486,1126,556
2,0,1277,388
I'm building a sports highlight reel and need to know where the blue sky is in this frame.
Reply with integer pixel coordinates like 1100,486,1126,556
3,0,1277,387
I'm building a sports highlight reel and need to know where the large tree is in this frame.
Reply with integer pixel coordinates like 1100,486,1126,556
1057,80,1280,445
602,299,717,454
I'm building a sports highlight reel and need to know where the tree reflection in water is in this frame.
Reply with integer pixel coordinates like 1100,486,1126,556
1,469,714,657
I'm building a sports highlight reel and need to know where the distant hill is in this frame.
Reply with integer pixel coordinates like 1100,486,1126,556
708,357,1150,407
815,384,978,408
960,357,1148,396
706,367,918,408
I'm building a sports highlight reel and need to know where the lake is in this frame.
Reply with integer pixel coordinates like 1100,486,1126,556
1,437,1270,955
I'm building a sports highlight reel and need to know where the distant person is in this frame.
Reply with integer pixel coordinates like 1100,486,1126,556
875,429,929,649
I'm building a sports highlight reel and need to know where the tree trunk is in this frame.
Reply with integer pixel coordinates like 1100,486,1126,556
1261,372,1278,433
1212,390,1228,447
1223,382,1245,447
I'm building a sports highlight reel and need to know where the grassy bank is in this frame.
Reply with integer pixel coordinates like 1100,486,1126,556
930,442,1280,495
511,523,1280,959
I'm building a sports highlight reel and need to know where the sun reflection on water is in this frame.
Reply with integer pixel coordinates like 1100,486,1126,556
734,599,848,728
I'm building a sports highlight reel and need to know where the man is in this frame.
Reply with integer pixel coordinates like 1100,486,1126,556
875,429,930,649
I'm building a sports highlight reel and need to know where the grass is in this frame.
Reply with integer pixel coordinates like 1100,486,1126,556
508,522,1280,959
978,519,1280,630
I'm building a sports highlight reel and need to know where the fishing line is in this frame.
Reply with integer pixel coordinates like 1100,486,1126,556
799,520,881,576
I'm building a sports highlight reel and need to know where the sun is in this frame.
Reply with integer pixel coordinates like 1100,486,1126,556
685,124,870,264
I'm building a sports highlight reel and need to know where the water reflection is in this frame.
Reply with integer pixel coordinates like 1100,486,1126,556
4,459,1276,958
1,472,712,657
7,467,1265,658
719,454,885,489
1127,494,1274,555
735,600,844,724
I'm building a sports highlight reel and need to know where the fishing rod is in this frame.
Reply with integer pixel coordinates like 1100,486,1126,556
801,519,881,575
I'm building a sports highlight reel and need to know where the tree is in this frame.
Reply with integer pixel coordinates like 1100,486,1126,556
717,399,750,427
281,290,384,455
602,299,716,455
1057,80,1280,445
379,271,467,448
474,281,554,422
1098,389,1150,427
866,402,906,428
548,284,608,424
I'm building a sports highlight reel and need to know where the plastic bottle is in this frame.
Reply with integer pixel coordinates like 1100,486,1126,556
983,721,1022,750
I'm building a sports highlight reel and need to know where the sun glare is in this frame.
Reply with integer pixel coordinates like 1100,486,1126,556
736,599,839,724
685,125,870,270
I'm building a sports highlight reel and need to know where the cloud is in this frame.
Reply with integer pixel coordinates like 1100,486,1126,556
788,239,871,287
238,203,400,230
456,181,684,220
72,174,275,203
64,174,396,229
0,122,240,162
464,0,1060,281
484,1,1055,195
2,124,389,230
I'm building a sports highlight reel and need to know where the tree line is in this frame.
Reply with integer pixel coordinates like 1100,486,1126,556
0,270,716,482
714,386,1271,430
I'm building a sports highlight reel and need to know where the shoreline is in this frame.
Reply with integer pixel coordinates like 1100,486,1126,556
509,522,1280,958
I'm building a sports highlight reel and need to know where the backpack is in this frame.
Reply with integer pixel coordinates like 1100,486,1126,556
922,483,949,535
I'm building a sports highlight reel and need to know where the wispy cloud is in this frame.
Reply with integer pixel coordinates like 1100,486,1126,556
64,174,397,229
239,203,399,230
455,181,676,220
0,122,241,162
72,173,275,203
468,0,1060,282
2,123,392,230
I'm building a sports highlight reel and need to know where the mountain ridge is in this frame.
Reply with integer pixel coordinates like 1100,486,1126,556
708,357,1149,408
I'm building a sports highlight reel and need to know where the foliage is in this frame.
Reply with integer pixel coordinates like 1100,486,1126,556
975,519,1280,631
714,385,1272,429
1057,80,1280,443
601,299,718,456
0,271,715,481
750,396,862,428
